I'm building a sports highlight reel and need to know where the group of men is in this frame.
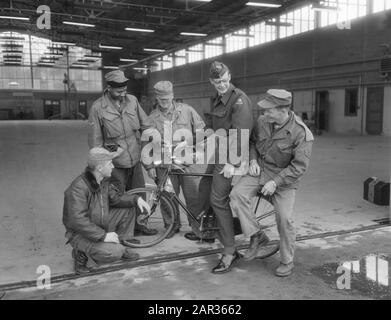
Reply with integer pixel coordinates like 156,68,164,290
62,61,314,277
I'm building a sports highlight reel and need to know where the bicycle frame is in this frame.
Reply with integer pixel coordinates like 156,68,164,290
153,161,215,232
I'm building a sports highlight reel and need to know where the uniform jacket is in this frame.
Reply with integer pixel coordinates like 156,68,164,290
62,168,139,244
206,84,253,166
250,111,314,188
88,92,154,168
149,101,205,147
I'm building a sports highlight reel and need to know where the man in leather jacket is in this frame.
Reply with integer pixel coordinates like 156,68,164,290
63,147,151,274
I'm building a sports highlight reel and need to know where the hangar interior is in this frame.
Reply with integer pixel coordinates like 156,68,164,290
0,0,390,286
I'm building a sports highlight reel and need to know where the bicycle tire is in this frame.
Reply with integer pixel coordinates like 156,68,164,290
123,187,177,248
253,195,280,259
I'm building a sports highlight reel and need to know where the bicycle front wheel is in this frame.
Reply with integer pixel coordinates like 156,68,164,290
124,187,177,248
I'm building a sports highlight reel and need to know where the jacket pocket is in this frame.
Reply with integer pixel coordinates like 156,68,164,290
212,108,231,130
274,142,293,167
124,109,141,131
277,142,293,154
102,113,121,139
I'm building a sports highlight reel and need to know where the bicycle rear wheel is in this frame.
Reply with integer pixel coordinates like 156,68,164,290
123,187,177,248
253,195,280,259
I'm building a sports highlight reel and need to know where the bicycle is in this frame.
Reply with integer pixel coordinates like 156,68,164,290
124,157,279,259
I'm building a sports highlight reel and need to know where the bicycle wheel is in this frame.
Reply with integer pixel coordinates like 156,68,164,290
252,195,280,259
123,187,177,248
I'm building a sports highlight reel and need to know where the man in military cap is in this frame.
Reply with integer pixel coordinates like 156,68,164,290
230,89,314,277
88,69,157,237
206,61,253,274
63,147,151,274
148,81,214,241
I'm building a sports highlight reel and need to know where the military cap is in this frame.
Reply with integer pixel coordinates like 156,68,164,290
87,147,116,167
209,61,230,79
257,89,292,109
105,70,128,88
154,80,174,99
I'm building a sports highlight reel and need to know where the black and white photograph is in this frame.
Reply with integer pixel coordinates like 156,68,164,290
0,0,390,303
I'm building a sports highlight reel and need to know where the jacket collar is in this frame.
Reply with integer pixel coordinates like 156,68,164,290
101,92,131,115
152,101,183,121
271,111,295,140
82,167,101,193
214,84,235,106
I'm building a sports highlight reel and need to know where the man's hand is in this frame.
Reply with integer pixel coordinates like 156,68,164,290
137,197,151,215
249,160,261,177
104,232,119,244
147,168,157,180
219,163,235,179
112,146,124,158
261,180,277,196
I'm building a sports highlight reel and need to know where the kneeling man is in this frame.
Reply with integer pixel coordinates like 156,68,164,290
63,147,151,274
230,89,314,277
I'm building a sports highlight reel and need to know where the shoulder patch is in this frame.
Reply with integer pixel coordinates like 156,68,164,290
235,98,244,105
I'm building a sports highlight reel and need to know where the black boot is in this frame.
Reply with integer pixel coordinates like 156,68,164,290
72,249,90,275
184,232,215,243
134,224,159,236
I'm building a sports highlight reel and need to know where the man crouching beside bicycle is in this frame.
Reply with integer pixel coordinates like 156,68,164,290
63,147,151,274
230,89,314,277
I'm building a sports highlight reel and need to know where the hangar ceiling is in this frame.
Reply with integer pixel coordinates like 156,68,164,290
0,0,311,69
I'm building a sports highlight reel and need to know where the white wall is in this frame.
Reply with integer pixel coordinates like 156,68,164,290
328,89,362,135
293,91,314,118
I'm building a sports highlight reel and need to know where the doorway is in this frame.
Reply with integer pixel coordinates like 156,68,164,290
43,100,61,119
315,91,329,131
366,87,384,135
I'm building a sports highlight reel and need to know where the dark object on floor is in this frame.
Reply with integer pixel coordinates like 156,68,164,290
364,177,390,205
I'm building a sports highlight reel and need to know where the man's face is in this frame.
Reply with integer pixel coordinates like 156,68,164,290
108,86,127,101
98,160,114,178
263,107,287,124
157,97,173,110
209,72,231,95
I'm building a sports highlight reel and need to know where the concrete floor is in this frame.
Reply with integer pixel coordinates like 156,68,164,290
0,120,389,287
4,226,391,300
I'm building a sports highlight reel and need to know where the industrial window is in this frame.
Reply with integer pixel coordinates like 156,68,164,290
204,37,223,59
318,0,367,28
79,100,88,118
161,54,173,70
345,88,359,116
187,44,203,63
249,21,277,46
279,5,315,39
373,0,391,13
174,49,186,67
225,28,248,53
0,31,102,91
